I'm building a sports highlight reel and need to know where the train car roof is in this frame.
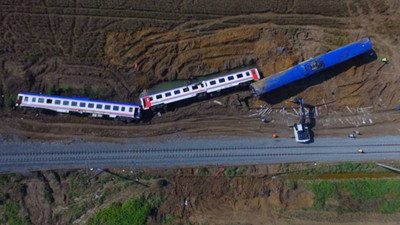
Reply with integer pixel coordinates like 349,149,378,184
19,92,141,107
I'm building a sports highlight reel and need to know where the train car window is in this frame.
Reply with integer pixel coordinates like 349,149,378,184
219,78,225,83
192,85,198,90
246,72,250,76
165,92,171,97
96,104,102,109
156,94,162,99
237,74,243,78
55,100,61,105
46,99,52,104
79,102,86,107
228,76,234,81
32,97,36,102
63,101,69,106
24,97,29,101
71,101,77,106
129,107,133,112
134,108,139,115
149,97,153,101
38,98,44,103
174,90,180,95
88,103,94,108
121,106,125,111
105,105,111,110
210,80,216,85
200,84,204,87
183,87,189,92
113,106,119,111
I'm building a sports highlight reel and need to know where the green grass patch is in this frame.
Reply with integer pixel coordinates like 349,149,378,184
308,178,400,213
86,198,156,225
280,163,290,173
3,201,32,225
70,202,91,223
302,162,377,175
287,180,297,190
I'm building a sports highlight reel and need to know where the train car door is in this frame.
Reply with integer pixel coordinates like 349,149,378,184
16,96,23,105
143,97,151,109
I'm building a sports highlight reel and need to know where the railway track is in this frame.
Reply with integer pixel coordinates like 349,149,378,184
2,143,400,162
2,139,400,172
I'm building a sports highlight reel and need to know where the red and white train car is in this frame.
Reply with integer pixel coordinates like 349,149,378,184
140,68,260,110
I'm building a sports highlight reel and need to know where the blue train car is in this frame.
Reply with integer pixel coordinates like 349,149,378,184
250,37,373,96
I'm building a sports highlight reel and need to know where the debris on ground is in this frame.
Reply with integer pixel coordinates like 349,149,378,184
213,100,224,106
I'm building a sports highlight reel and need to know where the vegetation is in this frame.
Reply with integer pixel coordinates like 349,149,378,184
162,214,178,225
281,162,378,175
224,167,237,178
70,202,91,223
3,201,31,225
46,85,103,99
86,198,156,225
287,180,297,190
302,162,377,175
280,163,290,173
308,178,400,213
236,166,247,176
198,168,208,176
43,184,53,203
6,94,17,108
0,174,16,185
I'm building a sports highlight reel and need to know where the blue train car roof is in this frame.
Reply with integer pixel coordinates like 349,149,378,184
19,92,141,107
250,37,372,95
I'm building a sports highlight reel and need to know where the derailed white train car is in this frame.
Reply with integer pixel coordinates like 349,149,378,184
16,92,142,120
140,68,260,110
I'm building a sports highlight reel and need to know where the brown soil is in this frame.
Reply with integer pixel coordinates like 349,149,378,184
1,1,400,224
1,0,400,141
2,165,400,225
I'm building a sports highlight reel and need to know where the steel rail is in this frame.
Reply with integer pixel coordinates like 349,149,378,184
2,142,400,157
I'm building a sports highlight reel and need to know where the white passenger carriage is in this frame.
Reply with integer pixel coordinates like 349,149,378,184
16,93,142,120
140,68,260,110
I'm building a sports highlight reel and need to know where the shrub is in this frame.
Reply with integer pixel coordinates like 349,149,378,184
198,168,208,176
6,94,17,108
224,167,237,178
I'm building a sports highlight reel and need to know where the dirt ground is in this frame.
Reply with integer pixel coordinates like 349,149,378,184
0,0,400,141
3,164,400,225
1,0,400,224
